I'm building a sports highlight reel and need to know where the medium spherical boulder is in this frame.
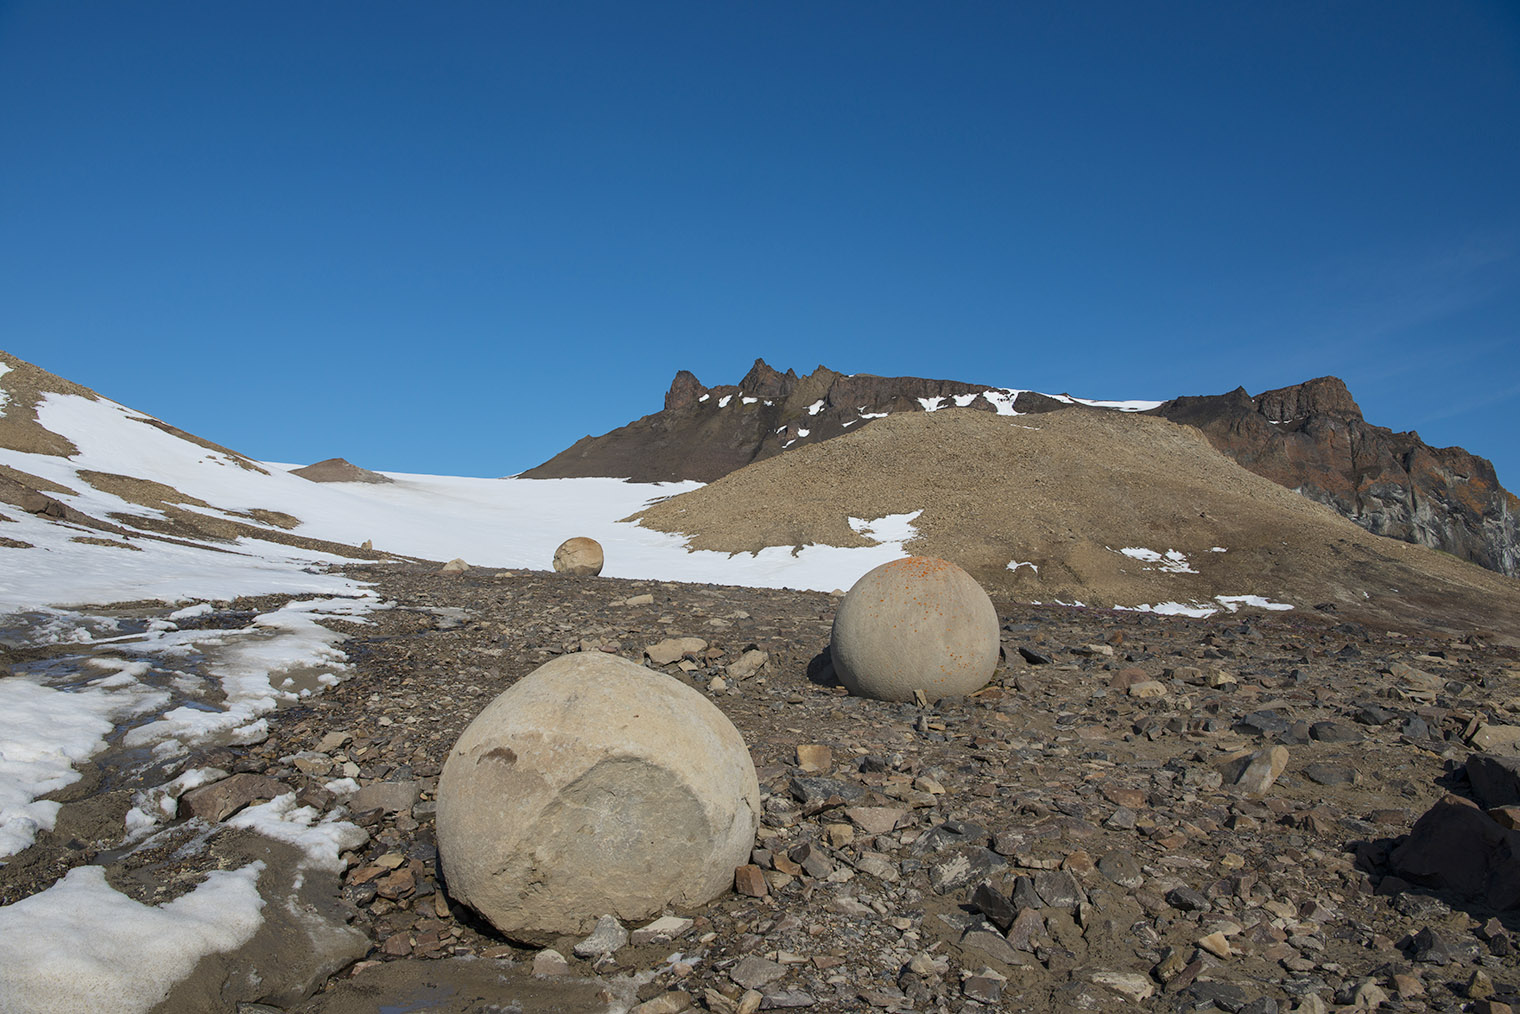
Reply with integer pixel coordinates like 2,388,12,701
830,556,999,702
436,652,760,943
552,537,604,576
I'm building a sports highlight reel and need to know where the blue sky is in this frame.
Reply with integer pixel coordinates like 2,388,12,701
3,2,1518,484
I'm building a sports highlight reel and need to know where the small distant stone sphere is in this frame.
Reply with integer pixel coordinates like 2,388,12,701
552,537,604,576
830,556,999,702
436,652,761,943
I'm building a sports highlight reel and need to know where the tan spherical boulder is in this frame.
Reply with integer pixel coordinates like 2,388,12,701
552,537,604,576
436,652,761,943
830,556,999,702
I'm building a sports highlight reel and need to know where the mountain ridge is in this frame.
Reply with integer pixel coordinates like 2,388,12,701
525,359,1518,577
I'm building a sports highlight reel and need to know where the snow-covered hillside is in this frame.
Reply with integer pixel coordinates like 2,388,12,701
0,375,922,612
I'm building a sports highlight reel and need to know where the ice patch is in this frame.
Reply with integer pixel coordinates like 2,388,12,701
0,862,265,1014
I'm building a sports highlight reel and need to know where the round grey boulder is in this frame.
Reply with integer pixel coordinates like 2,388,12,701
436,652,760,943
552,537,604,576
830,556,999,702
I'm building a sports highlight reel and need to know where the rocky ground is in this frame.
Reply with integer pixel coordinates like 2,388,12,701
11,561,1520,1013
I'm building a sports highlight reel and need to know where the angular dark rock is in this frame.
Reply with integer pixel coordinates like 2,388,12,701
1468,754,1520,809
1309,721,1365,743
1388,795,1520,908
969,880,1017,931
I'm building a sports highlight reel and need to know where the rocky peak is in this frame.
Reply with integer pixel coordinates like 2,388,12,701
664,370,707,411
737,359,799,400
1254,377,1362,423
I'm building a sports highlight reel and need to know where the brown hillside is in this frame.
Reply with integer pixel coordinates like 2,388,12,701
629,408,1520,641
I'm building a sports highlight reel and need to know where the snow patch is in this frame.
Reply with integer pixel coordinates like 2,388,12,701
1069,396,1163,412
1114,601,1219,618
1007,560,1038,574
0,862,265,1014
0,671,168,857
1116,594,1295,618
981,389,1022,416
1117,547,1198,574
168,602,213,621
717,395,732,408
226,794,366,873
848,510,923,547
121,596,373,751
917,397,945,412
1215,595,1294,613
741,396,757,405
806,399,826,415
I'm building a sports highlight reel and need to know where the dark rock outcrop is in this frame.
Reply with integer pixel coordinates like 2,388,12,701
521,359,1050,483
1153,378,1518,576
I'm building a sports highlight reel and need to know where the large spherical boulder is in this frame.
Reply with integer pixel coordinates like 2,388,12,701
830,556,999,702
552,537,604,576
436,652,760,943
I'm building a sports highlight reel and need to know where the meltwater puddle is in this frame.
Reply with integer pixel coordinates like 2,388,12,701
0,592,384,860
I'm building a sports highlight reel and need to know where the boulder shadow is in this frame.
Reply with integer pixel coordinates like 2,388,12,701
806,648,840,688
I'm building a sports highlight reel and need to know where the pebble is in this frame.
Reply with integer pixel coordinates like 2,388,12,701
572,914,628,958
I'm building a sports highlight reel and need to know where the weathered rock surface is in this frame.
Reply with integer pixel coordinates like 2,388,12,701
178,772,289,822
830,556,999,702
551,536,604,576
435,651,761,943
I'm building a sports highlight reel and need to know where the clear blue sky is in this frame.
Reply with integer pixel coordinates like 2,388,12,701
3,2,1518,484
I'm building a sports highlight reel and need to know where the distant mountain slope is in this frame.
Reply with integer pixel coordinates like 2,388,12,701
525,359,1517,577
628,408,1520,640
